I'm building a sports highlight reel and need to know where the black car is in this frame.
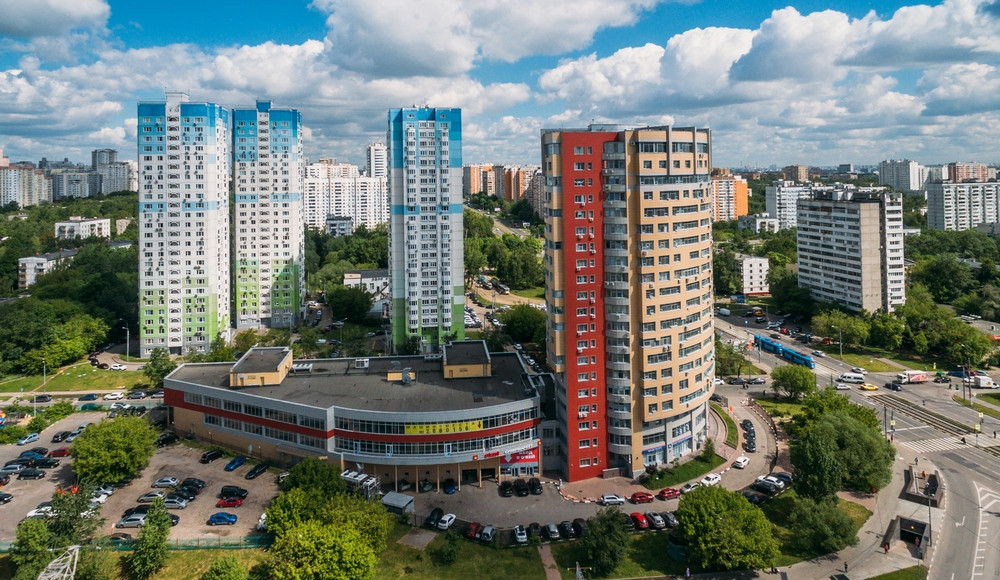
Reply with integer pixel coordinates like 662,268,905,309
123,505,153,518
498,481,514,497
572,518,588,537
18,468,45,480
623,513,635,531
178,485,201,496
528,477,543,495
885,382,904,391
527,522,542,538
168,514,180,526
560,521,576,539
200,449,224,464
747,377,766,385
0,492,12,504
662,511,680,528
168,489,197,501
741,419,754,431
741,491,764,505
727,377,747,385
219,485,248,500
245,463,269,480
933,376,951,383
51,431,71,443
78,393,98,401
772,472,793,486
513,478,530,497
33,458,60,469
156,433,178,447
751,480,779,495
6,458,35,468
424,507,444,528
182,477,206,490
744,439,757,453
31,394,52,403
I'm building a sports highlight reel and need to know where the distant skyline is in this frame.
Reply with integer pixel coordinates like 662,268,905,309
1,0,999,168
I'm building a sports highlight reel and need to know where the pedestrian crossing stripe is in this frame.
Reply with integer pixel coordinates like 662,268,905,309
900,437,969,453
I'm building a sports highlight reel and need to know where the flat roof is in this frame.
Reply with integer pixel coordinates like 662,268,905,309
444,340,489,366
231,347,290,374
169,352,534,413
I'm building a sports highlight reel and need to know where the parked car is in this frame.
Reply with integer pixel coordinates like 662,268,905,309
167,489,196,502
544,522,560,540
219,485,248,499
751,480,780,495
77,393,98,401
630,512,649,530
600,493,626,505
443,478,457,494
757,475,786,489
572,518,588,537
741,419,754,431
224,456,248,472
103,392,124,400
560,520,576,539
181,477,206,490
117,514,147,528
17,433,39,446
33,458,60,469
110,364,127,371
126,390,146,399
0,464,25,476
727,377,747,385
18,468,46,480
31,394,52,403
498,481,514,497
51,431,71,443
657,487,681,500
741,491,764,505
701,473,722,486
528,477,543,495
200,449,224,464
137,491,165,503
245,463,269,480
733,456,750,469
679,482,701,494
645,511,666,529
662,511,680,528
156,433,178,447
513,478,530,497
208,512,238,526
744,439,757,453
630,491,655,504
152,477,178,488
437,513,456,530
162,498,188,510
772,472,794,486
216,497,243,508
464,522,483,539
480,525,496,543
512,524,528,544
747,377,766,385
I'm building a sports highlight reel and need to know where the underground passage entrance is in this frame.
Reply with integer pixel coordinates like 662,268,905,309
899,518,927,545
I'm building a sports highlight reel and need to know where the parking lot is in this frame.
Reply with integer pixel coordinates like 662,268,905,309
0,413,278,541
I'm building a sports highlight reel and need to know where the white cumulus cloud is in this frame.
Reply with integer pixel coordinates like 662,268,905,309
0,0,109,38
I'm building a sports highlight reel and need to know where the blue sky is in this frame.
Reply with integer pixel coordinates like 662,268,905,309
1,0,999,168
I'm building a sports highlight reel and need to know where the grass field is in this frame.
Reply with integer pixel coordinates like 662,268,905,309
376,523,546,580
0,549,270,579
642,453,727,489
978,392,1000,408
711,402,739,448
0,362,149,394
551,531,686,579
755,398,805,420
952,395,1000,422
512,287,545,300
867,565,928,580
761,490,871,567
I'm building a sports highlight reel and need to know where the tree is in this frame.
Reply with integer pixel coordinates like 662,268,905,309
395,335,422,356
280,457,347,496
714,339,748,376
75,538,118,580
123,499,171,579
320,495,393,553
789,422,844,501
71,415,158,484
712,247,741,296
10,518,54,580
499,304,546,344
327,285,374,324
579,507,629,577
770,365,817,401
867,312,904,351
268,521,376,580
788,497,859,554
49,481,102,546
143,347,176,388
811,310,869,347
433,529,461,565
265,487,317,538
675,486,780,572
818,411,895,493
201,554,248,580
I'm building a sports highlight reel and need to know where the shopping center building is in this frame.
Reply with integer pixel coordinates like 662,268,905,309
163,341,544,489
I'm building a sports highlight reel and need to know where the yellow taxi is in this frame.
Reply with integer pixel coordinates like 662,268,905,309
859,383,878,391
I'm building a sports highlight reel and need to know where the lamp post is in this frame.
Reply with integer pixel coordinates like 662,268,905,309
831,325,843,360
42,358,46,394
122,325,130,362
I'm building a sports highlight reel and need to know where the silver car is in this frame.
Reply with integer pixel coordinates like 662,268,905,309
162,498,188,510
137,491,165,503
116,514,146,528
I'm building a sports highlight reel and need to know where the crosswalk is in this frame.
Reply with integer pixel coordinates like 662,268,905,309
900,437,972,453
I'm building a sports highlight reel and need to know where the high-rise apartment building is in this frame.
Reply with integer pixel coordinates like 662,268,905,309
98,161,136,194
50,171,101,199
302,159,388,231
366,142,388,177
948,162,989,183
797,190,905,312
91,148,118,170
765,180,812,229
138,91,231,357
232,100,305,330
0,163,51,207
388,107,464,352
542,124,715,481
879,159,925,192
927,182,1000,231
735,255,769,296
462,163,486,195
710,173,748,221
783,165,809,183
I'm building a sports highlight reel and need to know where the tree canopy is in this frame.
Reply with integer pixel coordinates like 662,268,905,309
499,304,545,344
143,347,177,388
268,521,377,580
769,365,817,401
71,415,159,484
675,486,780,572
579,507,629,577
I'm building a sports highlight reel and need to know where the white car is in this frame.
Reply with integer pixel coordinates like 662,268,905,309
701,473,722,486
712,377,725,385
834,383,852,390
437,513,456,530
90,492,110,504
851,367,868,375
733,456,750,469
811,350,825,357
757,475,785,489
27,506,55,518
110,363,127,371
104,392,124,401
599,493,626,506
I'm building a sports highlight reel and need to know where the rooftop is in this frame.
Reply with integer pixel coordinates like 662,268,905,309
232,347,291,375
169,351,536,413
444,340,490,366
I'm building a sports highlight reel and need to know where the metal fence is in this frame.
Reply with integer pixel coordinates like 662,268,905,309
0,535,274,554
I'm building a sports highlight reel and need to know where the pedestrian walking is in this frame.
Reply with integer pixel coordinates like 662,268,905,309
915,457,918,466
685,567,691,578
844,562,849,573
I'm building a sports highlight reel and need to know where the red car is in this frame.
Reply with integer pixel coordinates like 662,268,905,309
657,487,680,500
216,497,243,508
630,491,654,504
48,448,70,458
464,522,483,539
630,512,649,530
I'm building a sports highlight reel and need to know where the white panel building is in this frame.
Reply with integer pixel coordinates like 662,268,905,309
927,182,1000,231
797,190,905,313
302,160,388,232
0,164,51,207
735,255,769,296
879,159,926,192
765,180,812,228
137,91,231,357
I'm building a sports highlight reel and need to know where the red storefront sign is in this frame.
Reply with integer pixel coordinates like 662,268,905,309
500,448,538,465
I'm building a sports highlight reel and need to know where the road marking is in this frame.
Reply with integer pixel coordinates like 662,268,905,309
957,516,965,527
971,484,1000,578
900,437,969,453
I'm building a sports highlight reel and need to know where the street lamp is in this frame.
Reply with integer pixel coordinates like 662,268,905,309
42,358,46,394
831,325,843,360
122,325,130,362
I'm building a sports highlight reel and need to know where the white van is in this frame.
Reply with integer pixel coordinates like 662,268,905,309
838,372,866,384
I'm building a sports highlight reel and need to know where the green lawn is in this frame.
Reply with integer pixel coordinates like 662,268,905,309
978,392,1000,408
761,490,871,567
754,398,805,420
711,402,739,448
642,454,727,489
512,287,545,300
0,549,270,579
867,565,928,580
952,395,1000,422
551,531,686,579
375,523,545,580
0,363,150,394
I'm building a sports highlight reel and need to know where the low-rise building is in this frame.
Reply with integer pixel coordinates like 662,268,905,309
735,255,769,296
343,268,390,301
737,214,780,233
164,342,545,487
54,216,112,240
18,249,78,288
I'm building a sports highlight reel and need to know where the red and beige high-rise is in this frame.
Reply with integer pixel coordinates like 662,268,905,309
541,124,715,482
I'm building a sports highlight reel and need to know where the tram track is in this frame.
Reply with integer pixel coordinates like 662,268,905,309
868,393,1000,459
